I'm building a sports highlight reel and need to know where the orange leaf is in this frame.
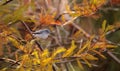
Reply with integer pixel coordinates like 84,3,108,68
39,14,62,26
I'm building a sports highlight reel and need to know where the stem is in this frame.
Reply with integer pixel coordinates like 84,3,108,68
20,21,43,51
107,50,120,64
2,0,13,6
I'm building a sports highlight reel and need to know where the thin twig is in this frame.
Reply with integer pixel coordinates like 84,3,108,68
68,62,75,71
106,27,120,35
51,36,62,46
55,26,66,71
20,21,43,51
44,0,49,10
56,58,98,67
0,58,20,65
71,22,90,38
106,50,120,64
1,0,13,6
56,26,62,44
62,17,78,26
0,58,29,68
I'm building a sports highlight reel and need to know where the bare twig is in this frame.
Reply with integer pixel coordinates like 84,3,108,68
1,0,13,6
0,58,20,65
44,0,50,10
106,50,120,64
62,17,78,26
68,62,75,71
61,15,91,38
72,22,90,38
55,26,67,71
106,27,120,35
0,58,29,68
56,58,98,67
20,21,43,51
51,36,62,46
56,26,62,44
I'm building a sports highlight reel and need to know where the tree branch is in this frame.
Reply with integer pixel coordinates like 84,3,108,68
20,21,43,51
2,0,13,6
106,50,120,64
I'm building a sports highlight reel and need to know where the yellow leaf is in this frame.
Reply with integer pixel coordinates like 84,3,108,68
42,58,52,66
66,5,71,14
62,40,77,57
92,42,105,49
106,25,114,32
76,59,84,71
7,37,20,47
32,58,40,65
90,0,97,5
9,27,21,37
19,45,24,49
41,49,49,58
72,30,82,38
52,47,66,58
19,45,25,52
20,54,29,67
31,49,39,59
47,64,53,71
39,14,61,25
102,20,107,32
106,44,117,48
81,57,92,67
92,50,106,59
84,53,98,60
77,41,90,54
17,67,25,71
1,68,8,71
93,42,116,49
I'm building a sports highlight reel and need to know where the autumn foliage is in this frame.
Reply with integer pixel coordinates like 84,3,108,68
0,0,120,71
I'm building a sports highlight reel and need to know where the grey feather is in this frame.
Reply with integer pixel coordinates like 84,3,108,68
32,29,50,39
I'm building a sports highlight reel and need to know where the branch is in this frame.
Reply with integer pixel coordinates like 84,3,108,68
20,21,43,51
71,22,91,38
0,58,20,65
55,58,98,67
72,22,120,64
1,0,13,6
62,17,78,26
62,18,120,64
61,16,90,38
56,26,62,44
106,27,120,35
106,50,120,64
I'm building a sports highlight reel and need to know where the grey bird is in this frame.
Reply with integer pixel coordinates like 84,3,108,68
32,29,51,39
